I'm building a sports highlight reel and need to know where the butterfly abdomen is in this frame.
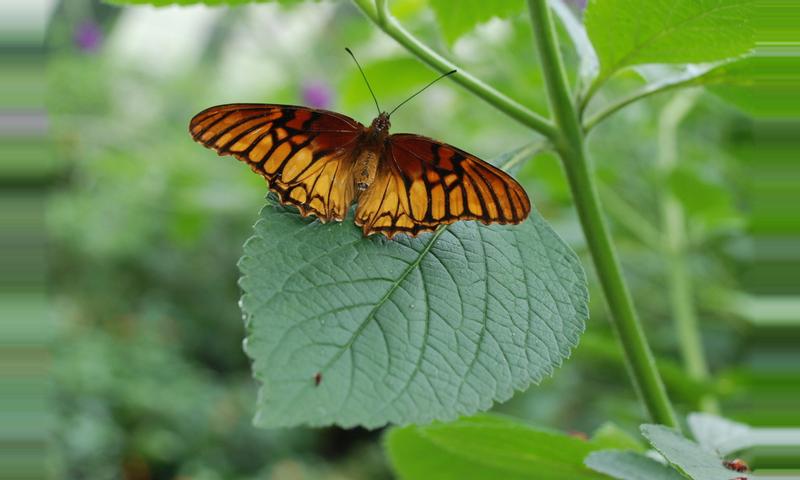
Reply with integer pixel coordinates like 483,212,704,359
354,148,379,191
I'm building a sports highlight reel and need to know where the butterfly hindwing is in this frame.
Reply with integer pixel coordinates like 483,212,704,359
189,104,364,222
355,134,531,237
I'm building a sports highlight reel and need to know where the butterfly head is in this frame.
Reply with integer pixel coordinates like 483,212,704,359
371,112,391,135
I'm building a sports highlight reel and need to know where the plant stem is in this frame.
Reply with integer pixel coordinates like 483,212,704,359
351,0,556,138
527,0,679,428
657,91,719,414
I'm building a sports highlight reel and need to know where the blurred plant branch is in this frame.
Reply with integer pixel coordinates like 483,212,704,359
657,90,719,414
351,0,557,138
527,0,679,428
598,184,663,250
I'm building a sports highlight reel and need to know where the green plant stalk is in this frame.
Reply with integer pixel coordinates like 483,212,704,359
351,0,556,138
657,91,718,413
527,0,678,428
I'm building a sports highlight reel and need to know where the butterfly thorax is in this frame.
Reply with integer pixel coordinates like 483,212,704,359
354,113,392,191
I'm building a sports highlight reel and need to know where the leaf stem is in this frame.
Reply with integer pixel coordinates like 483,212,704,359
527,0,678,428
499,140,550,172
657,91,719,413
578,76,603,115
584,77,698,132
350,0,557,138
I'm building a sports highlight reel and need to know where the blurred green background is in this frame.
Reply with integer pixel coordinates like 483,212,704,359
3,0,798,478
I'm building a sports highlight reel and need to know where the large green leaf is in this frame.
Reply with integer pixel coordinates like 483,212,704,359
585,451,686,480
641,424,733,480
387,414,608,480
584,0,755,85
239,164,588,428
430,0,525,45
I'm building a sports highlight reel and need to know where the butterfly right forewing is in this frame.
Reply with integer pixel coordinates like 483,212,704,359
190,103,365,222
355,133,530,237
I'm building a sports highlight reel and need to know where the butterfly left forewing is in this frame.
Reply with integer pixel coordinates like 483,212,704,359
189,104,364,222
355,134,530,238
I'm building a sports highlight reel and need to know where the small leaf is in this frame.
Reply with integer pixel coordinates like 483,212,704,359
239,167,588,428
641,424,734,480
687,413,751,456
585,450,686,480
387,414,609,480
430,0,525,45
584,0,755,85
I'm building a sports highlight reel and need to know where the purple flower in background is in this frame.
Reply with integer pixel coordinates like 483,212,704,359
563,0,587,11
302,81,333,109
74,21,103,53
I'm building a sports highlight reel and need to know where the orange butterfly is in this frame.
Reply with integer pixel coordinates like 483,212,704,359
189,52,530,238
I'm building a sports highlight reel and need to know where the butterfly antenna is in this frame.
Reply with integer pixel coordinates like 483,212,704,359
388,69,457,117
345,47,381,115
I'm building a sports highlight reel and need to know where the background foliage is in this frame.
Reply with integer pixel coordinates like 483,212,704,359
34,0,800,478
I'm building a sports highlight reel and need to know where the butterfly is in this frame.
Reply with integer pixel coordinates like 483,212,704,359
189,52,530,238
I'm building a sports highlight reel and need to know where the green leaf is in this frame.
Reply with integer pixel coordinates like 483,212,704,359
239,168,588,428
591,422,646,452
387,414,608,480
641,424,733,480
687,413,750,456
585,450,686,480
430,0,525,45
584,0,755,85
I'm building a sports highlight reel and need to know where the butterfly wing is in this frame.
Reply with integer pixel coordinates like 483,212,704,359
355,134,531,238
189,104,364,222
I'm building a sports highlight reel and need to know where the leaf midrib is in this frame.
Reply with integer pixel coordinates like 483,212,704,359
317,226,449,376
